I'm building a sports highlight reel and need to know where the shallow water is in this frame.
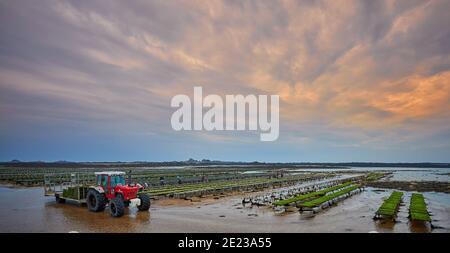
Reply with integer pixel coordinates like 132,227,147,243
0,184,449,233
291,167,450,182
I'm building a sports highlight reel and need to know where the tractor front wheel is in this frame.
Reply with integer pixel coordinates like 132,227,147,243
137,193,151,211
109,197,125,217
86,189,106,212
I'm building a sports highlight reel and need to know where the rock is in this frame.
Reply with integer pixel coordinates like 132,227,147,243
301,210,315,217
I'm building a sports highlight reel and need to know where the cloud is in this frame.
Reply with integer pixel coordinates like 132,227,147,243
0,0,449,161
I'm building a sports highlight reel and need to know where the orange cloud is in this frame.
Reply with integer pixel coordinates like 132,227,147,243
371,71,450,121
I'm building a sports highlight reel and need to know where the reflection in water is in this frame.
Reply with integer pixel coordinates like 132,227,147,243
409,221,432,233
374,220,396,231
44,201,151,232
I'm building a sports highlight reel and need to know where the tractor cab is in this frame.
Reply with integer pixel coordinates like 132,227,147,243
95,171,126,189
94,171,141,201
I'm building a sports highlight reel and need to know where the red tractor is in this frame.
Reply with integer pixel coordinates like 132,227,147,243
86,171,150,217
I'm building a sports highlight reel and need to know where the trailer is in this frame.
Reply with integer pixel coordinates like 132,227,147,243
44,171,150,217
44,173,94,205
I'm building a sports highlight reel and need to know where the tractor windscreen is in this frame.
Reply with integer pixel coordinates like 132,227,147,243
110,175,126,187
96,175,108,188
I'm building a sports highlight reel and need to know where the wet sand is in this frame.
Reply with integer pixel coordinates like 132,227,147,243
0,185,449,233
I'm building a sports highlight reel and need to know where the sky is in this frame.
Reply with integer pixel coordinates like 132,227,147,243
1,0,450,162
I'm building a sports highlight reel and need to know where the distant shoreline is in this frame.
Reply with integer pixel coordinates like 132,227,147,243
1,161,449,168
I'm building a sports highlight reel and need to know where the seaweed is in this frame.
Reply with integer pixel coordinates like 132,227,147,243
366,172,386,181
143,174,327,197
409,193,431,222
298,184,361,208
375,191,403,218
273,182,353,206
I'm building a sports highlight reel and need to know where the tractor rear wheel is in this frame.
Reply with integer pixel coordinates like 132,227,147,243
55,194,65,203
109,197,125,217
137,193,151,211
86,189,106,212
